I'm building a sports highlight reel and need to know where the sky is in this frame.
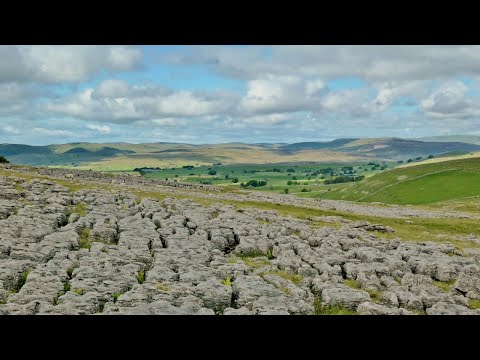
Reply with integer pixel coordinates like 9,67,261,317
1,45,480,145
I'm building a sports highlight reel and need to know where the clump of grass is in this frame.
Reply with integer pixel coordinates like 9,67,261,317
11,269,31,293
15,184,24,192
222,276,232,286
227,258,239,264
63,280,71,293
344,279,381,302
137,270,145,284
468,299,480,310
265,270,303,285
433,279,456,292
257,219,270,224
281,287,292,295
411,309,427,315
112,292,122,303
75,288,84,295
314,297,357,315
367,289,382,303
394,276,402,284
344,279,359,289
155,282,171,292
266,248,275,260
69,202,87,217
292,230,301,236
79,228,91,250
241,257,270,269
211,211,220,218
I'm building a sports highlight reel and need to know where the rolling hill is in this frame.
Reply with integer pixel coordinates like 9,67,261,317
320,156,480,205
419,135,480,145
2,137,480,170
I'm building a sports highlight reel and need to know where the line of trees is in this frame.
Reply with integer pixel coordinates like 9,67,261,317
240,180,267,187
324,175,365,185
0,155,9,164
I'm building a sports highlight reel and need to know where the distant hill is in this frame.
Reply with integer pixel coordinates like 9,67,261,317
2,137,480,170
0,144,52,156
352,138,480,159
280,138,480,159
418,135,480,145
63,147,134,156
280,138,357,151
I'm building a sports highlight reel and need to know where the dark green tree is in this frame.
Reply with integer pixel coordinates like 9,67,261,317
0,155,9,164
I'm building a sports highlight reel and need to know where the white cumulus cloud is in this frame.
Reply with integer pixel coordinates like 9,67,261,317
87,124,112,134
33,128,75,137
0,45,142,83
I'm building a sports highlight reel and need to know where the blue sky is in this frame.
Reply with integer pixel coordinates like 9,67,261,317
1,45,480,145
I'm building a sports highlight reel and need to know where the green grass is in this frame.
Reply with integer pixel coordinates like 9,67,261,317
10,269,31,293
262,270,303,285
141,162,379,194
68,202,87,217
137,270,145,284
257,219,270,224
468,299,480,310
63,280,71,293
266,248,275,260
411,309,427,315
345,279,359,289
240,257,270,269
222,276,232,286
155,282,171,292
433,279,456,292
15,184,24,192
75,288,84,295
344,279,381,302
314,297,357,315
321,157,480,205
235,250,268,258
79,228,92,250
112,292,122,303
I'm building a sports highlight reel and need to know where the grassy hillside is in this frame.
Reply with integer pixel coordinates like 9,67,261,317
320,157,480,205
419,135,480,145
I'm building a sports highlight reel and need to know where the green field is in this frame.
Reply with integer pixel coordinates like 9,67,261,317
141,162,391,194
318,157,480,205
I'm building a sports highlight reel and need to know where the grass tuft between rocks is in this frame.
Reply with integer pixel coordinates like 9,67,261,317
433,279,456,292
314,297,357,315
468,299,480,310
79,228,92,250
137,270,146,284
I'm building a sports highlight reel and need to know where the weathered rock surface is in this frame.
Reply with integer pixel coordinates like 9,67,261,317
0,166,479,315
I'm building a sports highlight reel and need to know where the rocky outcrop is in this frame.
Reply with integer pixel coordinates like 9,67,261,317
0,168,479,315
